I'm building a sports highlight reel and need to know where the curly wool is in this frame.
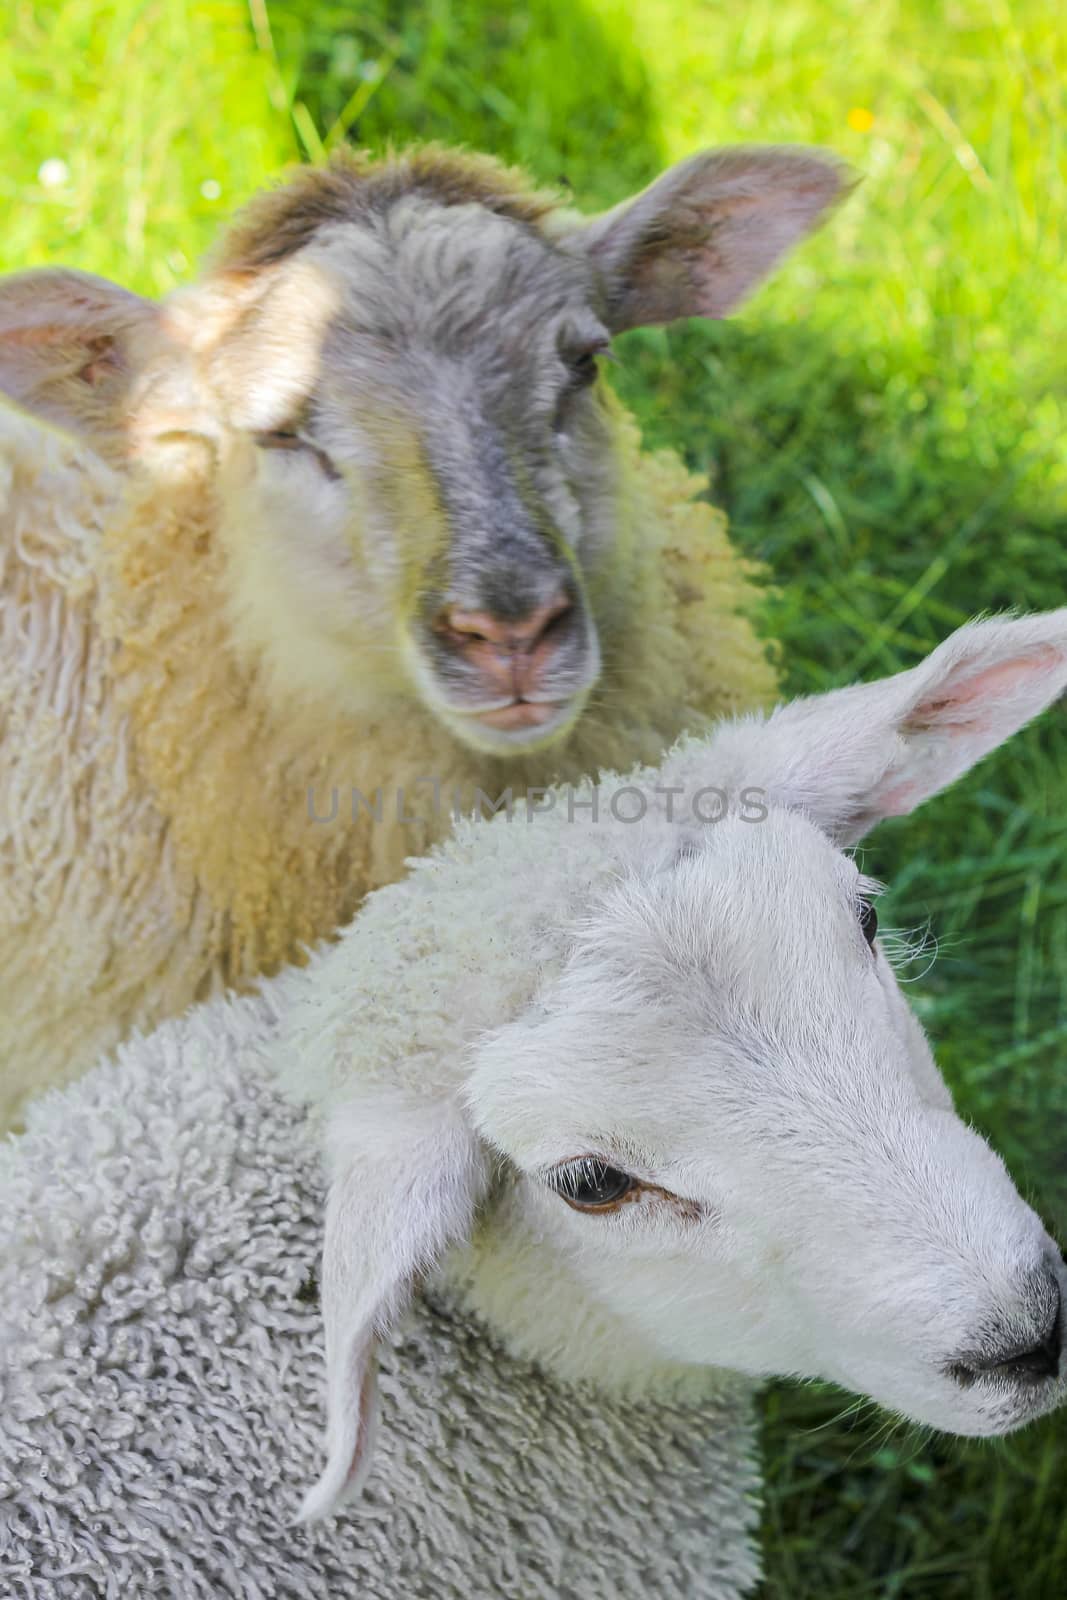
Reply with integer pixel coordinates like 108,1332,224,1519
0,994,762,1600
0,397,776,1129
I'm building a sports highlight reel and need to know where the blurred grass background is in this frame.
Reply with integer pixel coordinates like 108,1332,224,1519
3,1,1065,1593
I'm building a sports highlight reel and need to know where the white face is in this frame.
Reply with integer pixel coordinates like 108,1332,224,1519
296,609,1067,1524
469,811,1065,1437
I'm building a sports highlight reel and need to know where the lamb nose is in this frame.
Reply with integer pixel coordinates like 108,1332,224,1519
440,592,572,652
953,1279,1062,1387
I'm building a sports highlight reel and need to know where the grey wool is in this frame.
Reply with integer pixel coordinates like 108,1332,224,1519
0,990,762,1600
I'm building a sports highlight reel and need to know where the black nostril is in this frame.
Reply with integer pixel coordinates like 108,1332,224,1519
951,1279,1062,1388
538,599,573,640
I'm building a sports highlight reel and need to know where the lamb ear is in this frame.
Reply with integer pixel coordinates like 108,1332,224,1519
758,611,1067,845
0,268,159,453
297,1090,487,1523
560,146,853,331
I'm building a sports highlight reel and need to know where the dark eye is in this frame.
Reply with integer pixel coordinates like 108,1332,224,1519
552,1156,638,1213
568,349,600,387
254,428,303,450
859,901,878,948
560,340,610,393
253,429,340,481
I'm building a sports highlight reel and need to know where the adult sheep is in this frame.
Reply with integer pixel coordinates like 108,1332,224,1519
3,611,1065,1598
0,143,849,1127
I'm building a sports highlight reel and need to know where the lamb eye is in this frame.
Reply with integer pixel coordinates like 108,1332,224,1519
859,901,878,948
553,1157,638,1213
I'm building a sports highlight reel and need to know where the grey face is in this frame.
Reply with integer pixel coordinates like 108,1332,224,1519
210,146,849,753
296,202,617,752
0,146,850,755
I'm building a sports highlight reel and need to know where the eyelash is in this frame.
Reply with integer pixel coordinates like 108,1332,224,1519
859,900,878,947
543,1154,709,1225
253,429,341,481
546,1156,640,1212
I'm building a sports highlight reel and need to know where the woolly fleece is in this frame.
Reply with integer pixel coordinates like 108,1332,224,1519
0,393,775,1130
0,989,761,1600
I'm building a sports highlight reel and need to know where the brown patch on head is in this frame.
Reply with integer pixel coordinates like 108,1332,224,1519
210,145,560,279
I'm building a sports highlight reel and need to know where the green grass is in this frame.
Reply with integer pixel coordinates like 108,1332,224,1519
4,3,1066,1595
1,1,292,289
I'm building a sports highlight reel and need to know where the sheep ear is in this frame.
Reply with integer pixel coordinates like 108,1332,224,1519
0,268,159,453
758,611,1067,845
561,146,853,331
297,1091,487,1523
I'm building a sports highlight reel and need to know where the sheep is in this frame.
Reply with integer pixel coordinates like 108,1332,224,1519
0,995,763,1600
0,143,851,1129
3,611,1065,1598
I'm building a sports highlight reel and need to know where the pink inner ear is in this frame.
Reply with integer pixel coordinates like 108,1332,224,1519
78,341,122,386
911,646,1065,732
1,320,123,388
877,779,924,817
0,322,76,347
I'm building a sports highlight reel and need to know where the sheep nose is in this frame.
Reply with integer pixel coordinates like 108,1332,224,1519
951,1276,1062,1387
437,590,575,699
441,592,573,652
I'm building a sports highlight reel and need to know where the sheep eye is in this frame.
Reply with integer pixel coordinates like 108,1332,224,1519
552,1156,638,1213
253,429,340,481
255,428,303,450
859,901,878,948
561,341,609,392
568,350,600,387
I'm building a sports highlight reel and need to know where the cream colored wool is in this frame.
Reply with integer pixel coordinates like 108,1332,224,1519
0,395,775,1128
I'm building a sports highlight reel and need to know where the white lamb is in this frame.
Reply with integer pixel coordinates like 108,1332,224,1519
2,611,1064,1599
0,143,849,1128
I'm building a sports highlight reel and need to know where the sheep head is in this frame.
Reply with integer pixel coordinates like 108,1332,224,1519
294,610,1067,1519
0,145,848,754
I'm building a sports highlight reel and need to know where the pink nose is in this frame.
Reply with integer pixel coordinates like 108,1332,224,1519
437,591,573,697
